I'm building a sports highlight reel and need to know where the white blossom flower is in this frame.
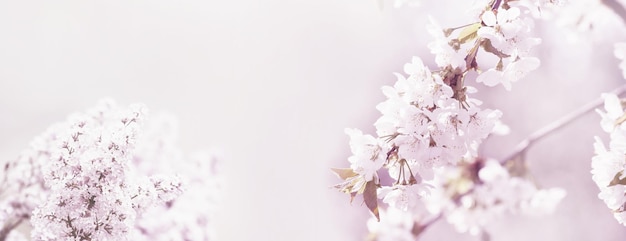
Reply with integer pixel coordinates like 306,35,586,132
426,17,466,68
597,93,625,132
346,128,387,181
379,184,430,212
476,57,540,90
481,8,523,37
478,6,541,62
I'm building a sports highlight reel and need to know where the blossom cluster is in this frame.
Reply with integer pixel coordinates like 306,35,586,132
334,54,503,217
589,42,626,226
550,0,621,34
0,99,220,240
593,91,626,225
334,0,567,238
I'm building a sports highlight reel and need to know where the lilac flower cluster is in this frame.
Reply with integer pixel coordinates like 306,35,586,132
0,100,219,240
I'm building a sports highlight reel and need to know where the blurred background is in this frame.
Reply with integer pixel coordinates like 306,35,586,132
1,0,626,240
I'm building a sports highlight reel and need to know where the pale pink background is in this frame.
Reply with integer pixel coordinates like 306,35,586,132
1,0,626,240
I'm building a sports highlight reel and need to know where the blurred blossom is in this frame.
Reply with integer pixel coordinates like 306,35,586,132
515,0,567,18
392,0,421,8
132,120,221,241
424,159,565,235
538,0,624,42
615,42,626,79
366,207,418,241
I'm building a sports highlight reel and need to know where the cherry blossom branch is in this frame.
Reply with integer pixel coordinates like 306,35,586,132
500,84,626,163
602,0,626,25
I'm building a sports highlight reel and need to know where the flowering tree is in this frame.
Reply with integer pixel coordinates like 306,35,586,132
0,99,220,241
334,0,626,239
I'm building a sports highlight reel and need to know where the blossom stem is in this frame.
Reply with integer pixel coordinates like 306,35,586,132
492,0,503,10
602,0,626,25
414,213,443,238
500,84,626,163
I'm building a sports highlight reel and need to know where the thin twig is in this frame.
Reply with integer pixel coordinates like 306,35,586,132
422,213,442,227
500,84,626,163
602,0,626,25
415,213,443,239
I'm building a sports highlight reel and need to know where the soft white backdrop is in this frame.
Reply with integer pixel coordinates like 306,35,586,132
1,0,626,240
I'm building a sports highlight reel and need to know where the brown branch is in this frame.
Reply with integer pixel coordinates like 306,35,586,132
500,84,626,163
602,0,626,25
414,213,443,239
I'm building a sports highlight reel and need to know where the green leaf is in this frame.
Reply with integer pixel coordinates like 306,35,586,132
363,179,380,221
608,171,626,187
331,168,358,180
457,22,481,44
